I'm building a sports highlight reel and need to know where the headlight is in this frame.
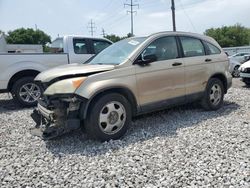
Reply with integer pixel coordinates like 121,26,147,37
44,77,87,95
241,67,246,72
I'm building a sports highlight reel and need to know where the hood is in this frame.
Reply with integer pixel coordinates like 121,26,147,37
240,60,250,69
35,63,115,83
229,59,240,66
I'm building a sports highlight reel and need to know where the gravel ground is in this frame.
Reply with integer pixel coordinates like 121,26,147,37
0,81,250,187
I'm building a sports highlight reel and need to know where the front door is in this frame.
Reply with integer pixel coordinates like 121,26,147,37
135,36,185,110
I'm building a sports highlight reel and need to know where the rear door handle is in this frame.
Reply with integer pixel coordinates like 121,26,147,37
172,62,182,66
205,58,212,62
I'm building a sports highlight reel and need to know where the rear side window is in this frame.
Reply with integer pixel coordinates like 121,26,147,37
206,42,221,55
73,38,88,54
180,37,205,57
93,40,111,54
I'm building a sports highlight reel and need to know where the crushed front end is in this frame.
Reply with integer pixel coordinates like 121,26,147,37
31,94,83,140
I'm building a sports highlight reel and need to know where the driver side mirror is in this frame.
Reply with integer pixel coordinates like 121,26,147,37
136,54,157,65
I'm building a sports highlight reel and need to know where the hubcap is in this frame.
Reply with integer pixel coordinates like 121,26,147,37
209,84,222,106
233,66,240,77
99,101,126,135
19,83,41,103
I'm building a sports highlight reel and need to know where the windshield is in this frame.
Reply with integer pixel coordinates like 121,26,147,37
89,37,147,65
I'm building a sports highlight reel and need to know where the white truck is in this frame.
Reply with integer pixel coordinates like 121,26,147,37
0,35,112,106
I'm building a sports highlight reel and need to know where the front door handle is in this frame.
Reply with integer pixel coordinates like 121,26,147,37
172,62,182,66
205,58,212,62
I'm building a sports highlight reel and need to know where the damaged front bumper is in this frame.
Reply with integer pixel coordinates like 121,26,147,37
30,95,83,140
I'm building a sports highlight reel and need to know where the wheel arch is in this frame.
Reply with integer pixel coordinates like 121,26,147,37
81,86,139,119
8,69,40,91
209,73,228,93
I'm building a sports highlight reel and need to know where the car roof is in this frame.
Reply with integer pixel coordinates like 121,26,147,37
61,35,113,43
138,31,220,48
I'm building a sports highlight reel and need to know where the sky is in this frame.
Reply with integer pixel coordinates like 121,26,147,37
0,0,250,40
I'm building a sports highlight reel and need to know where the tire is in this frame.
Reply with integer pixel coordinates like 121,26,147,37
201,78,224,111
232,65,240,77
11,77,41,107
84,93,132,142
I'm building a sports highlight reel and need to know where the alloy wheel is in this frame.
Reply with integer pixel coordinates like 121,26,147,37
19,83,41,103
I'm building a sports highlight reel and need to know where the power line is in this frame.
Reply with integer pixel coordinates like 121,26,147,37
87,19,96,36
101,28,106,37
124,0,139,36
177,0,197,32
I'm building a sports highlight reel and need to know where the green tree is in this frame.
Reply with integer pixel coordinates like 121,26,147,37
6,28,51,51
105,33,134,43
105,34,122,42
204,24,250,47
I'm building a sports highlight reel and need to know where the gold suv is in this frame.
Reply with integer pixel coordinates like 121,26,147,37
31,31,232,141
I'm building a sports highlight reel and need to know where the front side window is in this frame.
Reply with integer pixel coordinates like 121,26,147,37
73,39,88,54
142,36,179,61
180,36,205,57
93,40,111,54
206,42,221,55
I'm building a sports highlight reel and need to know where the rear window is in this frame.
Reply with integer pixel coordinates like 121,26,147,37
73,39,88,54
50,38,64,53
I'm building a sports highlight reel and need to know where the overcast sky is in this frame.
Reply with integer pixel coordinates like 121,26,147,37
0,0,249,40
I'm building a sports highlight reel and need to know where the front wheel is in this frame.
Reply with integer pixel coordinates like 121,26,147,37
201,78,224,111
11,77,41,107
84,93,132,141
232,65,240,77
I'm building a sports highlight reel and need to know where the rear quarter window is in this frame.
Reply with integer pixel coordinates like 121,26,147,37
205,42,221,55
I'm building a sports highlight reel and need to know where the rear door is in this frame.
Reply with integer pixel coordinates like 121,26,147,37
135,36,185,109
178,36,210,96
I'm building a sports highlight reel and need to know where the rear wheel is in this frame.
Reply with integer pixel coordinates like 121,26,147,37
84,93,132,141
201,78,224,111
11,77,41,107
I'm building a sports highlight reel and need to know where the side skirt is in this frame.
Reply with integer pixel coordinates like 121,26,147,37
137,92,204,115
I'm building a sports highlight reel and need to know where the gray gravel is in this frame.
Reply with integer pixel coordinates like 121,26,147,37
0,87,250,187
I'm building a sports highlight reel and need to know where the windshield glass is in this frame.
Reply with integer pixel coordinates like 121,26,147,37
89,37,147,65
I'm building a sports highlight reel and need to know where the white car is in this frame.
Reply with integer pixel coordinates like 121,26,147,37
0,35,112,106
229,58,241,77
239,60,250,86
229,52,250,63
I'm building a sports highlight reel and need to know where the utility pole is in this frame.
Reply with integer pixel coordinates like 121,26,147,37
88,19,96,36
101,28,106,37
171,0,176,31
124,0,139,36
